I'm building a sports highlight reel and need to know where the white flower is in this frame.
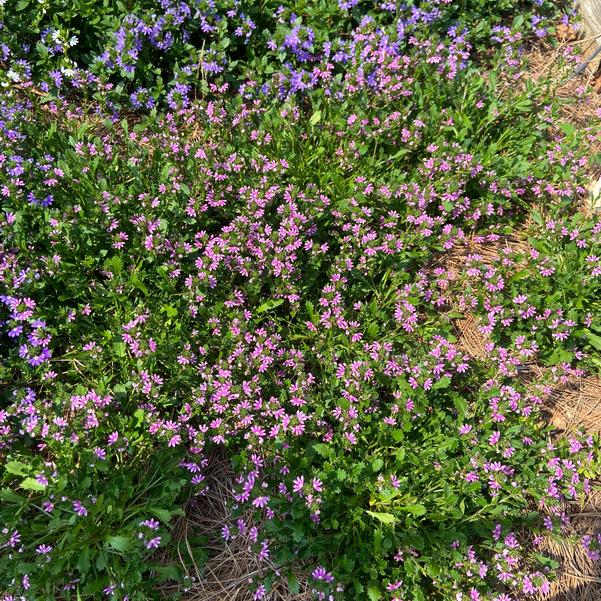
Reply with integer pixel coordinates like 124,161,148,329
7,70,21,82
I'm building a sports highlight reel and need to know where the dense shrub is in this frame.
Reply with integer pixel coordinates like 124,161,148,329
1,1,600,600
1,0,569,106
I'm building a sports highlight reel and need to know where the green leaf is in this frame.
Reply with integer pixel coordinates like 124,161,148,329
0,488,27,504
313,443,332,458
150,507,172,524
292,522,305,543
453,396,469,418
412,586,426,601
77,547,90,575
257,298,284,313
583,330,601,351
287,572,300,594
105,536,133,552
160,305,178,318
547,347,573,365
404,504,427,517
365,511,396,525
305,301,316,321
130,272,149,296
95,550,107,571
113,342,127,357
367,582,381,601
432,376,451,390
309,110,321,125
5,460,30,476
530,210,543,226
371,458,383,472
107,255,122,274
133,408,145,426
558,122,575,137
20,477,46,492
153,564,182,581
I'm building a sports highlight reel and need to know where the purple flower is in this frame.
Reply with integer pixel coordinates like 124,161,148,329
145,536,161,549
292,476,304,493
139,518,160,530
73,500,88,517
311,566,334,582
252,496,269,508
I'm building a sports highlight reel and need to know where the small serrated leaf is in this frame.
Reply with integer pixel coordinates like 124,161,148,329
453,396,469,418
371,458,383,472
287,572,300,594
257,298,284,313
584,330,601,351
367,582,381,601
313,443,332,458
432,376,451,390
405,503,427,517
0,488,27,504
150,507,172,524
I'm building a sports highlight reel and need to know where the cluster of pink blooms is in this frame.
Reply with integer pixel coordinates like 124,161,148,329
1,4,601,601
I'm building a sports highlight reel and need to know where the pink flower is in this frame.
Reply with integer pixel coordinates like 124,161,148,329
311,566,334,582
489,431,500,445
252,496,269,508
73,500,88,517
139,518,160,530
145,536,161,549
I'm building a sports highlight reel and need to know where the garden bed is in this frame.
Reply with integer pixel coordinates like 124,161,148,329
1,2,601,601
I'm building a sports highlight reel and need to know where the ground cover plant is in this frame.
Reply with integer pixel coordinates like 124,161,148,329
0,0,573,106
1,1,601,600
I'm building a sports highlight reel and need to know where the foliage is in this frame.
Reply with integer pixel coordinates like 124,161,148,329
1,1,600,601
0,0,569,106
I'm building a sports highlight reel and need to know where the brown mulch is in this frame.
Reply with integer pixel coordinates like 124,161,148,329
521,28,601,217
453,310,601,600
158,454,312,601
539,486,601,601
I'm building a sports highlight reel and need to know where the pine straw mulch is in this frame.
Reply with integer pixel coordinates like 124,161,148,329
454,312,601,600
538,486,601,601
521,27,601,151
454,310,601,601
423,230,531,289
158,453,312,601
521,26,601,215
